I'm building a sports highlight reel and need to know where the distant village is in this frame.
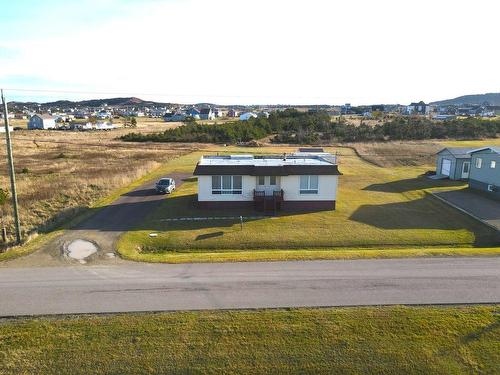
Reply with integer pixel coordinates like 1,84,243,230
1,98,499,132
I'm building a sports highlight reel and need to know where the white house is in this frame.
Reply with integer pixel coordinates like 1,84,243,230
200,108,215,120
27,114,56,130
193,149,341,211
239,112,258,121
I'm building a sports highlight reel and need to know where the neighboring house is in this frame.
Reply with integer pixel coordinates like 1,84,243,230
468,147,500,199
27,114,56,130
239,112,258,121
257,111,270,119
193,149,341,211
435,148,474,180
199,108,215,120
406,101,429,115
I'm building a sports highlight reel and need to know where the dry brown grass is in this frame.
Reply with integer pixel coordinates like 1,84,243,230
343,141,442,167
344,139,500,168
0,126,198,242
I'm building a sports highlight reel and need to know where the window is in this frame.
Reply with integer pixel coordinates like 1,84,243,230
269,176,277,185
475,158,482,168
300,175,319,194
491,160,496,169
211,175,242,194
462,162,469,174
257,176,265,185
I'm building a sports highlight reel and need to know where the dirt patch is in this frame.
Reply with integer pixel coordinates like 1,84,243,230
65,239,98,261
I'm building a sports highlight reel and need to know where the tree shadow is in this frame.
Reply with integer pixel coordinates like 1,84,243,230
349,195,499,246
363,177,466,193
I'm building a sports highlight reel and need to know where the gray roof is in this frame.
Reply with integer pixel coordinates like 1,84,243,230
468,146,500,154
33,113,54,120
437,147,475,159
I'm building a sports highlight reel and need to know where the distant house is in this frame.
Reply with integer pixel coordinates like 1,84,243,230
199,108,215,120
239,112,258,121
435,148,474,180
468,147,500,199
214,108,226,118
406,101,429,115
227,109,239,117
28,114,56,130
0,126,14,133
341,103,351,115
186,108,201,119
164,112,187,122
193,149,341,211
432,114,456,121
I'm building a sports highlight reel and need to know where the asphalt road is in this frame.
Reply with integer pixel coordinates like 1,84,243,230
1,257,499,316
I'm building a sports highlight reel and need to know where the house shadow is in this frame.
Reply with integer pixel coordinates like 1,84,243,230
349,196,500,246
363,177,466,193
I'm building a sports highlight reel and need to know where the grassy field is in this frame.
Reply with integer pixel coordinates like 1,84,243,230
118,143,499,263
345,138,500,168
0,122,197,246
0,305,498,374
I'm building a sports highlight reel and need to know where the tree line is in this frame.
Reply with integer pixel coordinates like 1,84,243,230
120,109,500,144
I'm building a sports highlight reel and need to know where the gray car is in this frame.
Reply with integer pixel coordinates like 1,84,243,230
155,178,176,194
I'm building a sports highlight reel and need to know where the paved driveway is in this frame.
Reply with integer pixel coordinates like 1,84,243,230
433,189,500,232
1,172,192,267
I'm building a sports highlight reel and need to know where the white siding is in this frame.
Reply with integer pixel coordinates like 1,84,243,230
280,175,338,201
197,175,338,202
197,175,254,201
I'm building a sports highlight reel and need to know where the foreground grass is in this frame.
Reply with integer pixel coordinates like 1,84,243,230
0,306,498,374
118,243,500,263
118,144,498,262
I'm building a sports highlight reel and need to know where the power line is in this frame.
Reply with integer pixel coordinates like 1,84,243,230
1,89,21,244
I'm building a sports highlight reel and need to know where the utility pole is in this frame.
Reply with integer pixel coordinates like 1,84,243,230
1,89,21,244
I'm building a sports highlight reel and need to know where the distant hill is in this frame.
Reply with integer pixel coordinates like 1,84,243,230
10,97,171,108
431,93,500,106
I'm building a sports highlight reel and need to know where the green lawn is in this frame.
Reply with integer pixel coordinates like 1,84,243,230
118,145,499,263
0,306,498,374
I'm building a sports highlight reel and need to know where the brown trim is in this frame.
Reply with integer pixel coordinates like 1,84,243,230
193,164,341,176
282,200,336,211
197,200,336,211
197,201,254,209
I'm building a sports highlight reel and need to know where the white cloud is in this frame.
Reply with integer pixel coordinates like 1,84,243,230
1,0,499,104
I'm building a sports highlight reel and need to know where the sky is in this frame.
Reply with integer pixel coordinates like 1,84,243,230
1,0,499,105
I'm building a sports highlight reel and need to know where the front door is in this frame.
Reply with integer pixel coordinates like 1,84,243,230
256,176,278,195
461,161,470,179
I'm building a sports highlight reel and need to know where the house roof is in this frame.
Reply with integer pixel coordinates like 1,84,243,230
34,113,54,120
437,147,475,159
193,153,341,176
200,108,212,114
468,146,500,155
